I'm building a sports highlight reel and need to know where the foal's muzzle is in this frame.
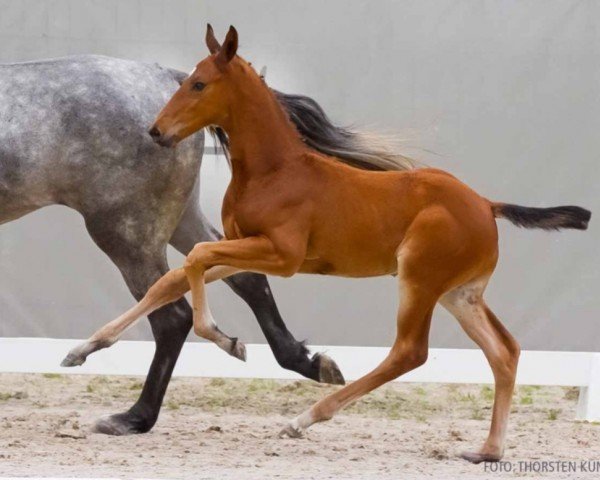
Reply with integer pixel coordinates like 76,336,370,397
148,125,177,148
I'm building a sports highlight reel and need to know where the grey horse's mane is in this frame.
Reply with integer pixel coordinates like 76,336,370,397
209,90,416,171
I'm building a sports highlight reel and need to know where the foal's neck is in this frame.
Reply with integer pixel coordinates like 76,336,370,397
223,82,306,176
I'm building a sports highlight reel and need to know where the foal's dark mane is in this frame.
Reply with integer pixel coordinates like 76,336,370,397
209,90,415,171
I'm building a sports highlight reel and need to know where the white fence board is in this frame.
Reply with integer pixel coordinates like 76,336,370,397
0,338,598,421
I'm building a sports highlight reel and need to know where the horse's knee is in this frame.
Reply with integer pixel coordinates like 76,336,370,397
268,249,304,277
124,271,158,301
491,342,520,386
184,242,209,271
388,343,428,378
504,334,521,365
148,298,192,340
409,346,429,370
183,259,199,273
273,257,301,277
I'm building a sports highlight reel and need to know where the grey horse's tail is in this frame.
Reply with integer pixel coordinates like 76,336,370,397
167,69,415,172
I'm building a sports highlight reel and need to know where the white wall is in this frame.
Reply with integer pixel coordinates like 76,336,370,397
0,1,598,351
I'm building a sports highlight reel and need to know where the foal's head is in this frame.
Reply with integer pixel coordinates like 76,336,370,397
149,25,261,147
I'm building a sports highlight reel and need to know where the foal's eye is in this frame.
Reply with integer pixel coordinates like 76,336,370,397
193,81,205,91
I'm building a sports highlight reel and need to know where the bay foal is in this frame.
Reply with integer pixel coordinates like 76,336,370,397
67,26,590,462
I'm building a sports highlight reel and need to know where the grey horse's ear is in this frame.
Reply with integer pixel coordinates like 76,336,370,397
206,23,221,54
259,66,267,81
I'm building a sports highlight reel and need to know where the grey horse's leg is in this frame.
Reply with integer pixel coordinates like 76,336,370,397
169,203,344,385
81,218,194,435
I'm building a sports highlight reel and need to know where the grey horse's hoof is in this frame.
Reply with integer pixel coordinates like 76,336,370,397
315,353,345,385
60,349,87,367
279,423,303,439
460,450,502,464
229,338,247,362
93,414,140,436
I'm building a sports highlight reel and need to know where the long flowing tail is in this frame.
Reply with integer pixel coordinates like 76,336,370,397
491,202,591,231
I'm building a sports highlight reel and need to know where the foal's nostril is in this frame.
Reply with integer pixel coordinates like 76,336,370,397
148,126,161,140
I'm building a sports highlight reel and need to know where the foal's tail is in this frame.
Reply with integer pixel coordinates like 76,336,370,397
490,202,591,231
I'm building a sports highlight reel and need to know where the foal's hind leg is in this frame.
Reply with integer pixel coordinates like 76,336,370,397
440,279,520,463
281,273,436,437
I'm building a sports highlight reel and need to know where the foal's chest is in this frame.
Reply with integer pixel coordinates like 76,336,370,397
221,178,294,239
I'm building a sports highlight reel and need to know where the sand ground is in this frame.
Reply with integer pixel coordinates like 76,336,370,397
0,373,599,479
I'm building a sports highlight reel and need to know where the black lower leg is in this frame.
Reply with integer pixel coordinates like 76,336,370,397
93,298,192,435
223,272,344,384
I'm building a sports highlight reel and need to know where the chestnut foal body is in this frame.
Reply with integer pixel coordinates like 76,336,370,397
67,26,590,462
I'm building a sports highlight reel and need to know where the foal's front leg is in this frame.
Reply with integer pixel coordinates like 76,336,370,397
183,236,305,357
61,265,240,367
184,261,247,361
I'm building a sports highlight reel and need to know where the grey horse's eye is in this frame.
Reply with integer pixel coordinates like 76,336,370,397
193,82,205,91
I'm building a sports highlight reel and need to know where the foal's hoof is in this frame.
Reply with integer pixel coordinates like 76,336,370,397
279,423,303,439
460,450,502,464
229,338,247,362
60,347,87,367
314,353,345,385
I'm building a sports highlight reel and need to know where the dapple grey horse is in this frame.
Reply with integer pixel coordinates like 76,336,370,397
0,54,408,435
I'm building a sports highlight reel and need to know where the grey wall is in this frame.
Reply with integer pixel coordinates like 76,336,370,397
0,0,598,352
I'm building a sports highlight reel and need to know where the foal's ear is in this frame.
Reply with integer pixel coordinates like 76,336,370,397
205,23,221,54
215,25,238,67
